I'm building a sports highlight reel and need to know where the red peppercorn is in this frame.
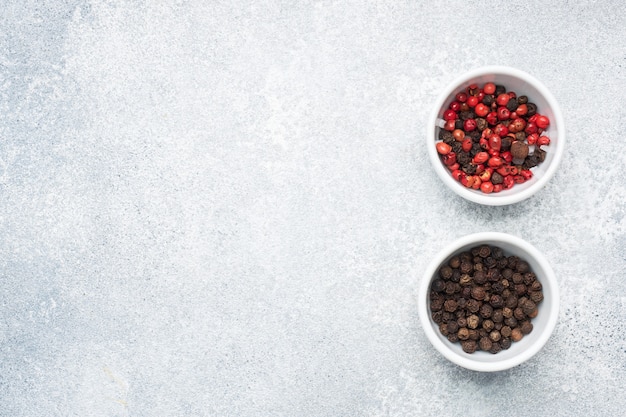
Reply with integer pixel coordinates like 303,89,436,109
536,115,550,129
537,135,551,146
473,152,489,164
471,176,482,190
493,184,503,193
479,168,493,182
474,103,489,117
451,169,463,181
467,96,479,108
443,109,457,121
513,175,525,184
516,104,528,116
497,107,510,120
508,118,526,133
496,93,510,106
436,142,452,155
526,133,538,145
497,165,517,176
486,112,498,125
501,151,513,164
494,124,509,137
503,175,515,189
456,92,468,103
475,164,485,174
488,156,504,168
480,181,494,194
443,152,457,166
483,82,496,95
464,119,477,132
449,101,461,112
461,175,474,188
521,169,533,180
462,138,473,152
452,129,465,141
488,134,502,151
524,122,538,135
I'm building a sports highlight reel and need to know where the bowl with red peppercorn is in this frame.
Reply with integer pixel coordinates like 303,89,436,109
428,66,565,205
418,232,559,372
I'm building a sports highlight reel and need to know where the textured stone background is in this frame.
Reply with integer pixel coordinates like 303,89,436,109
1,1,625,416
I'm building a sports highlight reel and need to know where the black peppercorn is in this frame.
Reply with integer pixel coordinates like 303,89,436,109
492,281,504,294
489,330,502,342
504,317,518,328
490,294,504,308
432,311,443,324
516,261,530,274
447,333,459,343
520,321,533,335
526,102,537,116
448,256,461,269
492,309,504,323
474,270,487,285
460,260,473,274
439,265,453,279
471,286,486,301
501,136,512,151
510,328,523,342
466,299,480,313
501,326,512,338
444,299,458,312
479,337,492,351
447,321,460,334
479,303,493,318
529,291,544,304
506,98,518,112
467,314,480,329
482,95,494,106
459,274,472,286
500,338,512,350
461,339,478,353
494,85,506,95
431,279,445,293
478,245,491,258
517,95,528,105
489,342,502,354
458,327,470,340
482,319,495,332
505,295,518,309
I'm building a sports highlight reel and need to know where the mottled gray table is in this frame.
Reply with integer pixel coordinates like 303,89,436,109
1,1,625,416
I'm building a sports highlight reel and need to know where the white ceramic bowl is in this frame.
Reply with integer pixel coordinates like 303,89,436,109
427,66,565,205
418,232,559,372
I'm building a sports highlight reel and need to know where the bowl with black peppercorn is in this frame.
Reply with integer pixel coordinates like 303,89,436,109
418,232,559,372
427,66,565,205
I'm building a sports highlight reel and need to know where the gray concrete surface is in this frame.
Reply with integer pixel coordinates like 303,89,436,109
1,1,625,416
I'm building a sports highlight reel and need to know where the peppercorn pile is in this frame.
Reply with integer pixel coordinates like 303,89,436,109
429,244,544,354
435,82,551,194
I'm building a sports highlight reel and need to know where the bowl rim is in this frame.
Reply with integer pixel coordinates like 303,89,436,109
427,65,566,206
418,232,560,372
